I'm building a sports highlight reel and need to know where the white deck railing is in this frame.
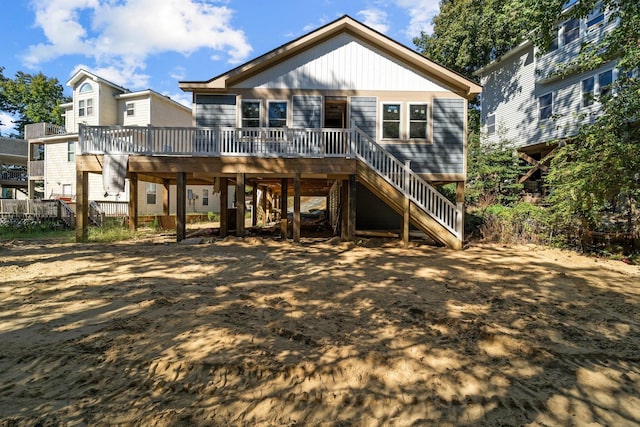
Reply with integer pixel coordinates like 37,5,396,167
78,124,461,240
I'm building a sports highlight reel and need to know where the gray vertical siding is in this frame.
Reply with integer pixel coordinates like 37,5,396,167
292,96,322,128
195,94,237,127
350,96,377,138
382,98,464,175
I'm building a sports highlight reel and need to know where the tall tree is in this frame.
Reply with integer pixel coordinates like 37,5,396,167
0,70,69,136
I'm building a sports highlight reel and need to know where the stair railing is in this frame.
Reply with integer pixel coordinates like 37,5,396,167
350,124,462,239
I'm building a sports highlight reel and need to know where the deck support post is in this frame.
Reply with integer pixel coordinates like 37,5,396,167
75,169,88,242
340,180,348,240
293,173,301,242
162,179,170,216
456,181,465,246
236,172,245,237
251,182,258,227
348,174,356,240
176,172,186,241
220,177,228,238
280,178,288,239
128,173,138,232
260,185,268,225
402,197,410,248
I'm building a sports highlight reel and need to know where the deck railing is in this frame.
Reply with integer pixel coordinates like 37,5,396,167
78,124,461,240
25,123,67,140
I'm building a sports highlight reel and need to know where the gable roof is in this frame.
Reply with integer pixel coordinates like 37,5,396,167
67,69,129,93
179,15,481,100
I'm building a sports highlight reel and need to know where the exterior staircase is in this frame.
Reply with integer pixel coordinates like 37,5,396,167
351,127,463,249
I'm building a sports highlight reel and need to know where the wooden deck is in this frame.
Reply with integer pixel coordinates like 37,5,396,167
76,124,464,248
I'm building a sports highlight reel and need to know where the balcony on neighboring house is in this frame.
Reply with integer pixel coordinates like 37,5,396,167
28,160,44,178
25,122,68,140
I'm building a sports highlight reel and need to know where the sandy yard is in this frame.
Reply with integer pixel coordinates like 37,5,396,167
0,235,639,426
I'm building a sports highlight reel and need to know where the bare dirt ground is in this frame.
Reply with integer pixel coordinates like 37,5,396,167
0,234,639,426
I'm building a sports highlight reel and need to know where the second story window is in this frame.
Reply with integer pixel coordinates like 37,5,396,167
86,98,93,115
126,102,135,116
582,76,595,107
587,2,605,29
563,19,580,45
78,99,93,117
486,114,496,135
242,101,260,127
408,103,428,139
598,69,613,98
78,100,85,117
268,101,287,128
539,93,553,121
382,103,401,139
67,141,75,162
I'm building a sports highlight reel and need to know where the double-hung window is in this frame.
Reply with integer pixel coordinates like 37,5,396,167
242,101,261,127
598,70,613,98
587,2,604,29
267,101,287,127
408,104,428,139
78,100,85,117
126,102,135,116
539,93,553,121
382,103,401,139
582,77,595,107
67,141,75,162
146,183,157,205
563,19,580,45
486,114,496,135
202,189,209,206
86,98,93,115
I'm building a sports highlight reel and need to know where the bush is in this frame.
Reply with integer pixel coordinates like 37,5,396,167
478,202,551,244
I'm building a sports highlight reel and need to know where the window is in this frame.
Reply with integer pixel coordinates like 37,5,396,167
78,100,85,117
539,93,553,121
146,183,157,205
486,114,496,135
598,69,613,98
382,103,401,139
548,27,559,51
408,104,428,139
563,19,580,45
241,101,260,127
67,141,75,162
86,98,93,116
79,82,92,93
202,189,209,206
267,101,287,127
62,184,72,196
582,76,595,107
188,189,194,200
587,2,604,28
126,102,135,116
562,0,577,10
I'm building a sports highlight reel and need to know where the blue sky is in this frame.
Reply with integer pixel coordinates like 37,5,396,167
0,0,441,134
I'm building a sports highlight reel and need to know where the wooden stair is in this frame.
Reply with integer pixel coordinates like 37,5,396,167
356,162,462,249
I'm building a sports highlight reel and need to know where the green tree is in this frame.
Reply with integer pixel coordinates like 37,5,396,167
0,70,69,136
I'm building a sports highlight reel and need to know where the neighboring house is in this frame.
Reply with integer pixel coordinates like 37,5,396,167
474,2,618,188
75,16,481,248
0,137,28,199
25,69,219,215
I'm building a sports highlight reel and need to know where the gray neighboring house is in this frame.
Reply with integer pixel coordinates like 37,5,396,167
474,2,619,189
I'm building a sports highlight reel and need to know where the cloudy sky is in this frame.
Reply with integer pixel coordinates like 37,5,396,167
0,0,440,134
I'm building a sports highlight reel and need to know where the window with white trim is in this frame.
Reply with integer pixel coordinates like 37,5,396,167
539,93,553,121
587,2,604,29
62,184,72,196
598,69,613,98
202,189,209,206
79,82,92,93
382,103,401,139
78,100,85,117
408,103,428,139
242,100,261,127
563,18,580,45
67,141,75,162
582,76,595,107
126,102,135,116
86,98,93,115
146,183,157,205
486,114,496,135
267,101,287,127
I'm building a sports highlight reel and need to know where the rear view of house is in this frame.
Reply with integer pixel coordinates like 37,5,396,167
76,15,481,248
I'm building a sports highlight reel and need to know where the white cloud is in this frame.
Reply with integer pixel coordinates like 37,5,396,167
0,112,18,136
357,9,390,34
163,91,192,109
394,0,440,38
24,0,252,89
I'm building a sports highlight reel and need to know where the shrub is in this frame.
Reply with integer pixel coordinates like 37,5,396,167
478,202,551,244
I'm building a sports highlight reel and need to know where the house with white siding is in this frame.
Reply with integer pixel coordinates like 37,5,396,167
26,69,220,217
74,15,481,248
474,2,619,188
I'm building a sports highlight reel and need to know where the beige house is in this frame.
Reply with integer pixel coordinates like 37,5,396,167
75,16,481,248
26,69,220,215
